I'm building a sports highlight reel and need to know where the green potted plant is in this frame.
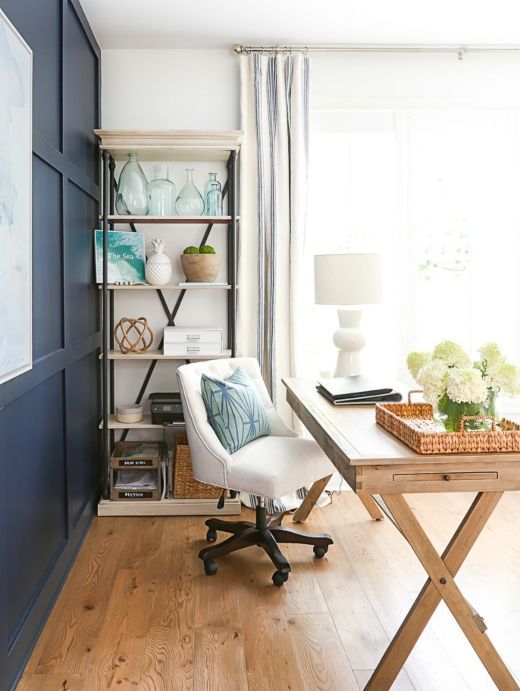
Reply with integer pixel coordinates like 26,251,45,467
180,244,221,282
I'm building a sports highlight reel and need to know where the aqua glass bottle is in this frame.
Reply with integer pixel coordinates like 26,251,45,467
175,169,204,216
115,153,149,215
204,173,222,216
148,165,176,216
204,173,217,205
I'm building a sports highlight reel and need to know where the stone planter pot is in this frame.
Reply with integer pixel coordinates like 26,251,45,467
180,253,221,282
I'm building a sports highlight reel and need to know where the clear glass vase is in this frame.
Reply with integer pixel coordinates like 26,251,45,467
148,165,176,216
205,172,222,216
483,389,499,424
436,394,488,432
115,153,149,215
175,169,204,216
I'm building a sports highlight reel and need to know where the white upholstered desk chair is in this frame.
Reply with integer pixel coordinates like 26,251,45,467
177,357,334,586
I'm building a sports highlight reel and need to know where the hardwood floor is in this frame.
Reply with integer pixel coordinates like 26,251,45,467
17,491,520,690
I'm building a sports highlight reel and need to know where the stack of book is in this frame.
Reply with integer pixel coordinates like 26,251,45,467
316,376,402,406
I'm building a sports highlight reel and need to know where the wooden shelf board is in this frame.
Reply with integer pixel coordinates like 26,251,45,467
99,414,186,430
94,129,242,162
103,215,236,224
99,283,232,290
104,150,234,163
99,414,159,429
101,349,231,362
97,496,242,517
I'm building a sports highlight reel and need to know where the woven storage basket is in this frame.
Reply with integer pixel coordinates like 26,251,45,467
173,433,222,498
376,395,520,455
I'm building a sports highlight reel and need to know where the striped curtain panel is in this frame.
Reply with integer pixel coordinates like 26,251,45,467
238,53,310,421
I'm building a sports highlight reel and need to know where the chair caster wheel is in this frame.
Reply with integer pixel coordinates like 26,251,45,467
272,570,289,587
206,528,217,542
313,545,328,559
203,559,218,576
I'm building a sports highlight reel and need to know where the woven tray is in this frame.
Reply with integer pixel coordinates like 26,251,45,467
173,433,222,499
376,395,520,455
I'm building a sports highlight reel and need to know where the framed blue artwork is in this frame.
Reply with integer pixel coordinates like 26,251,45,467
94,229,146,284
0,10,32,385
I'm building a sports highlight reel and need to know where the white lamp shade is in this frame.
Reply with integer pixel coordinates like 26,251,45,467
314,253,383,305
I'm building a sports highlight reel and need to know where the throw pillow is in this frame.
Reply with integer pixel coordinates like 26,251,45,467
201,367,271,454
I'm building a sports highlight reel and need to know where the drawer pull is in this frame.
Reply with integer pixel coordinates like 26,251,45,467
187,346,200,352
443,474,451,481
187,335,200,340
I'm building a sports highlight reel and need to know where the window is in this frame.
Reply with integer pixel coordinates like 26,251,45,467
304,109,520,396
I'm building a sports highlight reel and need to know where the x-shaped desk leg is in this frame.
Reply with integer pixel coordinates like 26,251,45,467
365,491,519,691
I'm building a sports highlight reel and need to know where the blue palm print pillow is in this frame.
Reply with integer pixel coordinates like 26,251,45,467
201,367,271,453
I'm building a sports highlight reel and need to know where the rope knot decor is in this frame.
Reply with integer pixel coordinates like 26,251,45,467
115,317,153,354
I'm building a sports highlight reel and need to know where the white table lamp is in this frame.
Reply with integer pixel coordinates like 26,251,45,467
314,253,383,377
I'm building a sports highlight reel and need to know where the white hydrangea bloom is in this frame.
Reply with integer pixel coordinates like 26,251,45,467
407,341,520,405
479,342,503,368
417,360,449,405
406,351,431,380
446,367,487,404
486,362,520,396
431,340,470,368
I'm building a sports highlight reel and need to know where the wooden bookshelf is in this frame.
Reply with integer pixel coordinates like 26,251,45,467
96,129,240,516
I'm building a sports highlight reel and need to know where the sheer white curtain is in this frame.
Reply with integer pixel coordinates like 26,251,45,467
238,53,309,422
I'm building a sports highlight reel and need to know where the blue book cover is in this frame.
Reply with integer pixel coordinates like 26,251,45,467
94,230,146,284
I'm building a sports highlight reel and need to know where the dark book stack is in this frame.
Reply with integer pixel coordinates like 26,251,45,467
316,376,402,406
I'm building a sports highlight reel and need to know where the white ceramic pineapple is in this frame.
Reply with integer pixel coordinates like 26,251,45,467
145,238,172,286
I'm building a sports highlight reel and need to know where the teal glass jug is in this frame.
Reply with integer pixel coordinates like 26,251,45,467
205,172,222,215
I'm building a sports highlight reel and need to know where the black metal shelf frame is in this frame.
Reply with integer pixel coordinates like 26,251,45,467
100,149,239,499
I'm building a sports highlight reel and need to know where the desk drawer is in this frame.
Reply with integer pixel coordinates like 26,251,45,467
356,464,513,494
393,471,498,484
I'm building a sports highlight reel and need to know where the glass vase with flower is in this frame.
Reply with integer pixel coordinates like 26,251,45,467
407,340,520,433
435,394,487,432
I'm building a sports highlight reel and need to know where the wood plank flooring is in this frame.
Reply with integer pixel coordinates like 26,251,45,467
17,491,520,690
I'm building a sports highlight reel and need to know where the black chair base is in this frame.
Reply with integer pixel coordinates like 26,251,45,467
199,504,333,586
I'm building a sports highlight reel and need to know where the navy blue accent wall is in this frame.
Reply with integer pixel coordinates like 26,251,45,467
0,2,100,689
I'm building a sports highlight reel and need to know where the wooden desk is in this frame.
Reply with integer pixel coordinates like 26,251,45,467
284,377,520,691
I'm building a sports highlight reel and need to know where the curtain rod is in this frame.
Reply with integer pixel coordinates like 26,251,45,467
233,43,520,58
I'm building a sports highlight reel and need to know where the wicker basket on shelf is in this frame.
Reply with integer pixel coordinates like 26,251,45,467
173,432,222,498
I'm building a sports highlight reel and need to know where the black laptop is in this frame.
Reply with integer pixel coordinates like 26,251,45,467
317,376,402,405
